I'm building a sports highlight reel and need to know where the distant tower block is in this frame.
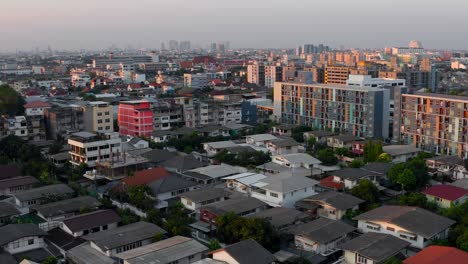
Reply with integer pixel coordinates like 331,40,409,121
409,40,423,49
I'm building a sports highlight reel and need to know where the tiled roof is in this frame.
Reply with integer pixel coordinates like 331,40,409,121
319,176,344,189
421,184,468,201
122,167,171,186
24,101,51,108
403,245,468,264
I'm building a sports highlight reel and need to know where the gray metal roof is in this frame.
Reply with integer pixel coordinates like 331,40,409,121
0,224,47,246
67,243,116,264
292,218,356,244
0,176,39,190
0,201,21,218
140,149,177,163
331,168,371,181
118,236,208,264
203,196,267,215
14,184,74,202
354,206,456,238
148,175,198,194
162,155,206,171
216,239,275,264
62,209,121,233
248,207,309,228
304,191,364,210
83,221,167,250
32,196,101,218
179,187,230,203
383,145,421,156
339,232,410,262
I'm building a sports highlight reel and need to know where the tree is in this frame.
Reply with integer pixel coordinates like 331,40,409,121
399,192,429,208
397,169,417,191
383,257,402,264
42,256,57,264
291,126,312,143
335,147,350,157
317,148,338,166
48,141,64,155
208,239,221,250
376,153,392,163
349,159,365,168
118,209,140,225
164,202,193,236
152,232,164,242
145,208,163,226
0,84,26,116
127,185,154,210
363,140,383,163
350,179,380,209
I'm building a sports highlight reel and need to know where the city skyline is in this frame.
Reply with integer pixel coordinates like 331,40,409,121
2,0,468,51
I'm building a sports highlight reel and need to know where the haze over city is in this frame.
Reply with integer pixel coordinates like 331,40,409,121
2,0,468,51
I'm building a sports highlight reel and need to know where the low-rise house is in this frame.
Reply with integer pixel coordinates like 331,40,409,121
298,192,364,220
223,172,268,194
211,239,275,264
271,124,297,136
248,207,309,230
246,134,279,147
327,135,362,149
382,145,421,163
266,138,301,155
184,164,247,185
46,228,86,257
0,176,39,196
83,221,167,257
120,167,199,209
340,232,410,264
403,245,468,264
0,164,20,180
60,209,121,237
304,130,336,144
67,243,116,264
322,166,388,190
271,153,321,169
180,187,231,211
161,155,206,173
292,218,356,255
421,185,468,208
250,175,318,208
425,155,468,180
31,196,101,222
200,196,268,224
0,202,21,225
354,206,455,249
0,224,47,255
115,236,208,264
13,184,75,208
203,141,237,157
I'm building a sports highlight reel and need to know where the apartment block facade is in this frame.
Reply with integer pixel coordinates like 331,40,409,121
394,92,468,158
118,101,153,137
82,101,114,133
265,65,283,88
68,131,122,167
324,66,352,84
274,82,390,139
247,62,265,86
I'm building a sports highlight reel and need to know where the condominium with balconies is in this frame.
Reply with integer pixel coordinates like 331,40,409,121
273,82,390,139
68,131,122,167
118,100,153,137
394,92,468,158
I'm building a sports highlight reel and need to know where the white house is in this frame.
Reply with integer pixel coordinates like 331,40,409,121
60,209,121,237
354,206,455,249
246,134,279,147
382,145,421,163
250,175,318,208
203,141,237,157
0,224,47,255
272,153,321,169
223,172,268,194
299,191,364,220
179,187,230,211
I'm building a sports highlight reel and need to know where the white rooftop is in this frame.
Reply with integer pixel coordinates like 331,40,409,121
189,164,246,179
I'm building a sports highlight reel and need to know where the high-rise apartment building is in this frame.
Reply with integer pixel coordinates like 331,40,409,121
394,92,468,158
68,131,122,167
184,73,209,89
325,66,352,84
82,101,114,133
247,62,265,86
265,65,283,88
274,82,390,139
118,100,153,137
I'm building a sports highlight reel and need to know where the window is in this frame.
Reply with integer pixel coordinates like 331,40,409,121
102,225,108,230
188,255,195,260
270,192,278,198
98,119,103,124
97,112,103,116
28,239,34,245
387,227,395,232
356,253,368,264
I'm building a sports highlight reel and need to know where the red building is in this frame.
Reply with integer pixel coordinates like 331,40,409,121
118,100,153,137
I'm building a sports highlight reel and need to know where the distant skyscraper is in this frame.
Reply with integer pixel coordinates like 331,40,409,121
179,41,191,52
210,43,217,53
169,40,178,51
409,40,423,49
161,42,166,51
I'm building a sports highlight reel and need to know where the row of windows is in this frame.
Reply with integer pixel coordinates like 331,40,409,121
115,241,143,253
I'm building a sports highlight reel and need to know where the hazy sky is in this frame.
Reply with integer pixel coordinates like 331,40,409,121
2,0,468,51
